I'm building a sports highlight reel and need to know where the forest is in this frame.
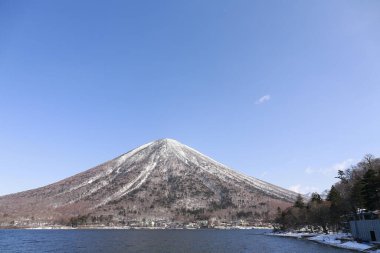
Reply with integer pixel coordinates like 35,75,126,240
275,154,380,233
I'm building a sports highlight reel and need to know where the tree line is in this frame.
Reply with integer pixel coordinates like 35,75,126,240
275,154,380,233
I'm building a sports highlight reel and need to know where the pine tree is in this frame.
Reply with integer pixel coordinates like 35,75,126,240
351,180,364,210
310,193,322,203
327,186,339,202
361,169,380,210
327,186,345,230
294,194,305,209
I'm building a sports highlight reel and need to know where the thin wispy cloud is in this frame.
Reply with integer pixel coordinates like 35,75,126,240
304,159,354,176
255,95,271,105
289,184,320,194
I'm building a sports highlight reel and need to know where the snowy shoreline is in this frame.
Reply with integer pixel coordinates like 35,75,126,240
269,232,380,252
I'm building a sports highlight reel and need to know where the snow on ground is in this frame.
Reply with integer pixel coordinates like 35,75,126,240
309,234,373,251
270,232,377,252
340,241,373,251
270,232,318,239
309,233,349,245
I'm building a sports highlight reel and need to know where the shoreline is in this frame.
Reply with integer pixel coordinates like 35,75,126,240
1,226,272,230
268,232,379,252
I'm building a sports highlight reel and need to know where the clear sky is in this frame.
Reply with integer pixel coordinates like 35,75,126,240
1,0,379,196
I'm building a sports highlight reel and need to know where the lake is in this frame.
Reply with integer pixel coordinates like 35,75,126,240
0,229,355,253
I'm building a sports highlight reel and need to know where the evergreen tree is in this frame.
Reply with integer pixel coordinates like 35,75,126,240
327,186,339,202
327,186,345,230
294,194,305,209
310,193,322,203
335,170,348,183
351,180,364,210
361,169,380,210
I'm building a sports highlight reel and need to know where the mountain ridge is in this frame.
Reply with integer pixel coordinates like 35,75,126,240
0,138,298,228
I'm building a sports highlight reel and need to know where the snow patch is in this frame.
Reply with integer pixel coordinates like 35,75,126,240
96,160,158,208
272,232,376,252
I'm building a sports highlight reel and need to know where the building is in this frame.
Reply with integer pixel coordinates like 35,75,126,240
349,210,380,242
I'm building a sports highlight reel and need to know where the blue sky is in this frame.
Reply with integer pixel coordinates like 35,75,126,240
1,0,379,196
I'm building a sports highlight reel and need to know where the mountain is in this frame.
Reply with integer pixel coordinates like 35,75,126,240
0,139,298,228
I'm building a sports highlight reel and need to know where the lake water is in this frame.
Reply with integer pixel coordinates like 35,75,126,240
0,229,355,253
